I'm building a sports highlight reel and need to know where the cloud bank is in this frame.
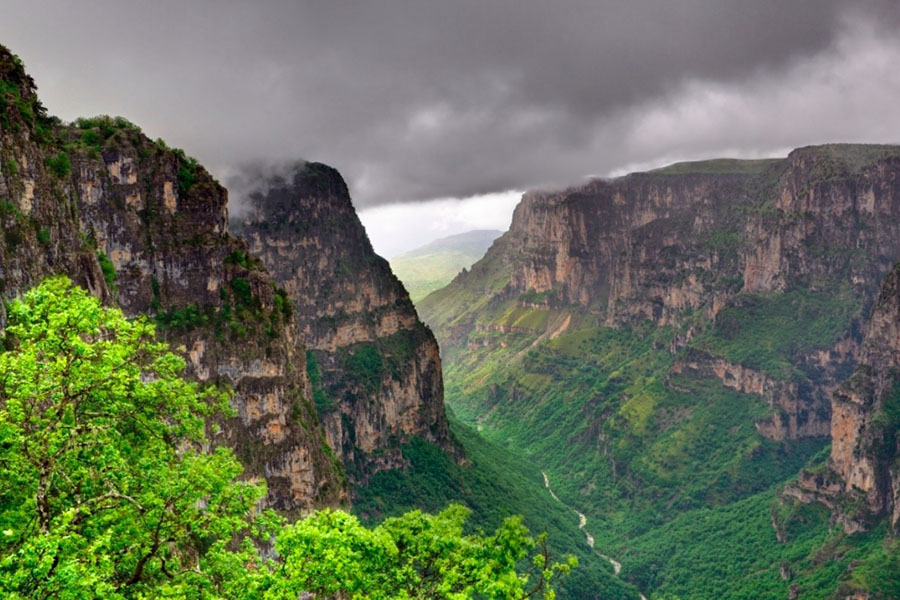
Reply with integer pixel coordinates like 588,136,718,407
1,1,898,208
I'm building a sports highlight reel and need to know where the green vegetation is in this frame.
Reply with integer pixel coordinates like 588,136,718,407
355,419,640,600
345,343,385,394
0,276,575,599
0,277,259,598
74,115,142,136
618,488,900,599
0,53,50,134
422,273,875,597
306,350,333,412
649,157,783,176
273,288,292,319
328,327,431,399
409,146,900,597
36,227,50,245
423,310,899,597
272,505,575,600
495,304,552,330
694,288,860,379
2,157,17,177
803,143,900,176
443,322,826,531
0,200,18,218
230,277,254,309
154,303,207,330
155,271,281,340
225,249,252,269
174,149,200,195
97,251,117,290
69,115,143,157
417,235,513,333
873,383,900,462
44,151,71,178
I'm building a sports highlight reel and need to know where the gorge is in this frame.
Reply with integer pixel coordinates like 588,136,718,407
3,37,900,599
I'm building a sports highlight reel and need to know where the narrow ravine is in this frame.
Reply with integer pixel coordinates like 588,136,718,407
542,471,647,600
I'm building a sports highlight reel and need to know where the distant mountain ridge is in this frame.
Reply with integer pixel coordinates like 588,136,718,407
395,229,502,257
391,229,501,302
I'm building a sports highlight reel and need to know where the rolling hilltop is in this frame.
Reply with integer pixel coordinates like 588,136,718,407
390,229,501,302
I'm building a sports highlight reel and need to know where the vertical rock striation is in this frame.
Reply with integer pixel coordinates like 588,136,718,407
231,162,456,482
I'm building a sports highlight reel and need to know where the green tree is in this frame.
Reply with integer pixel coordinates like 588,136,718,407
269,505,575,600
0,276,272,599
0,276,573,599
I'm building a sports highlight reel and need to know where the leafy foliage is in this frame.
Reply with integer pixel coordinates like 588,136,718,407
225,249,252,269
273,506,575,600
0,276,574,599
45,151,71,178
96,251,117,290
355,422,641,600
175,151,199,195
0,276,268,598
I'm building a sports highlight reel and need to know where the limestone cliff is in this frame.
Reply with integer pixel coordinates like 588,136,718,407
495,149,900,326
0,45,346,513
787,263,900,533
422,148,900,441
231,163,456,481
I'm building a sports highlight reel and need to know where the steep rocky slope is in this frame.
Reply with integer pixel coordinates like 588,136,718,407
787,262,900,534
0,45,346,513
231,163,456,481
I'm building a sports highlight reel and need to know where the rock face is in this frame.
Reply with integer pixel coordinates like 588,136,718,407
0,45,346,514
486,150,900,328
788,263,900,533
422,149,900,441
0,51,108,309
231,163,456,481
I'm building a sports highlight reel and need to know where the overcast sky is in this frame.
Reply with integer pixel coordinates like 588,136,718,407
3,1,900,256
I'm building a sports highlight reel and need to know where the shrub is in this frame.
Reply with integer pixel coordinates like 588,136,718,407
96,251,117,289
44,151,70,178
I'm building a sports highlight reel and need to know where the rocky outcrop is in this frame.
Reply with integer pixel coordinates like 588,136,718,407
231,163,456,481
0,45,346,514
789,263,900,533
671,348,831,440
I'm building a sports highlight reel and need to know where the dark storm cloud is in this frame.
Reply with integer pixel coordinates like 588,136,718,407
2,0,898,206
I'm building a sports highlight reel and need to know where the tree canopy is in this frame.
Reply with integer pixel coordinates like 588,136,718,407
0,276,573,599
